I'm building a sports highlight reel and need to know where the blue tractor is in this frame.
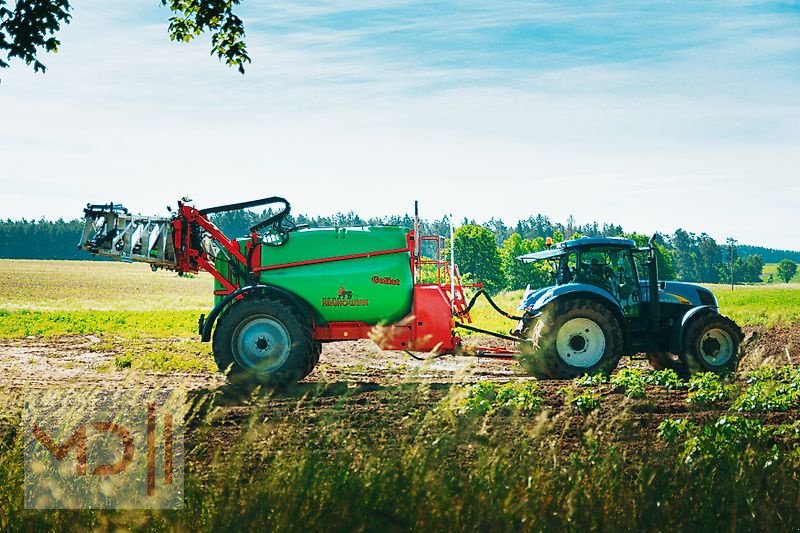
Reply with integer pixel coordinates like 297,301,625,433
513,237,742,379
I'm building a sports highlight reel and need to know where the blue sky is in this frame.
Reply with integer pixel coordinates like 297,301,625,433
1,0,799,249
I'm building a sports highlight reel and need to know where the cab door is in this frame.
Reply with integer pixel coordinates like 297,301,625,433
617,250,643,318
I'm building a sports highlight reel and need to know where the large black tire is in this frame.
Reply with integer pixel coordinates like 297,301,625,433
646,352,688,376
679,314,741,375
308,341,323,375
212,296,317,387
519,298,623,380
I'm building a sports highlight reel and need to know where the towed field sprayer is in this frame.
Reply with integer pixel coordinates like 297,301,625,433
79,196,741,386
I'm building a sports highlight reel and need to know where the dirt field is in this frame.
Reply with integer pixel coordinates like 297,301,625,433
1,324,795,388
1,324,798,450
2,259,799,463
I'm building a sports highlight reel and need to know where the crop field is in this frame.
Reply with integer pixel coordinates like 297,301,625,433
2,259,800,530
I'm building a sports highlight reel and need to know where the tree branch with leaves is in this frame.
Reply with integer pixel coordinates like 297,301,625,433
0,0,250,76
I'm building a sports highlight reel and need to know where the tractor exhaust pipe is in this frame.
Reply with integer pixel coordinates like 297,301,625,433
648,234,660,331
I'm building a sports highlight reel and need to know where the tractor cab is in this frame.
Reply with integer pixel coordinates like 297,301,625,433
519,238,643,318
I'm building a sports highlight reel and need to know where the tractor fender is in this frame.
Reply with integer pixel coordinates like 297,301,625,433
669,305,717,353
199,284,315,342
519,283,625,323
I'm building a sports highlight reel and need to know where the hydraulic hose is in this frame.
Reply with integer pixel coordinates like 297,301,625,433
464,289,524,321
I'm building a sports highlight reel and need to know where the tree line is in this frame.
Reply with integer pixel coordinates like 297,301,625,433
453,225,787,294
1,212,798,290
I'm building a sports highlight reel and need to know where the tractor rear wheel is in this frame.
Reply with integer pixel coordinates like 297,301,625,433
646,352,687,376
212,296,317,387
519,298,623,379
679,314,741,375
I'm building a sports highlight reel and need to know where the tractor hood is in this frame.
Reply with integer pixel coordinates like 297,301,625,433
518,281,717,316
643,281,718,308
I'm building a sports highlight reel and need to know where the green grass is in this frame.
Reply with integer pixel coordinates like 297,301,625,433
466,283,800,335
4,384,800,530
762,262,800,283
464,289,524,335
0,259,212,312
707,283,800,326
0,309,201,338
448,380,544,415
100,338,216,373
0,260,215,371
2,261,798,344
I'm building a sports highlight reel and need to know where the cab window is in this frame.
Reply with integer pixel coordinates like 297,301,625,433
575,248,641,315
555,252,578,285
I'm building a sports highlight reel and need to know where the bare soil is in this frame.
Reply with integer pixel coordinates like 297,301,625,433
1,324,797,392
1,325,798,455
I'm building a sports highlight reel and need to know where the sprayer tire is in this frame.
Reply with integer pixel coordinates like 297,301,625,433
212,296,316,388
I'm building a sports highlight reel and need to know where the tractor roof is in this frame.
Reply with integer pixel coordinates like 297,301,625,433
560,237,636,249
517,237,636,262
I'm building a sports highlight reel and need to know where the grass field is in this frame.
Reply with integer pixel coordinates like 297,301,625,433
0,259,211,312
3,260,799,341
1,260,799,371
762,262,800,283
2,260,800,530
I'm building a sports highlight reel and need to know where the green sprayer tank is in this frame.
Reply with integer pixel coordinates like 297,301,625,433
214,226,414,324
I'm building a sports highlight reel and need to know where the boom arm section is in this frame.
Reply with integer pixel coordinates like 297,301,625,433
80,203,178,268
78,197,291,288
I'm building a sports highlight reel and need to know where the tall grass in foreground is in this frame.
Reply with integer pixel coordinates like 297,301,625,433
2,382,800,531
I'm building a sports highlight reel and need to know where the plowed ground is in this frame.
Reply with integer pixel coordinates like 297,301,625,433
1,324,798,456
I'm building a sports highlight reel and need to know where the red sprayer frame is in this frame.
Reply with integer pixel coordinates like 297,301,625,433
169,201,477,354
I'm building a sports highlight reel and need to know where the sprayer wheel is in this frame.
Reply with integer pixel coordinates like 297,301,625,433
212,296,316,388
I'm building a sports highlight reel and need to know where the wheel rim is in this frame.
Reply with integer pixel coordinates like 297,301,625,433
698,328,734,366
231,315,291,373
556,318,606,368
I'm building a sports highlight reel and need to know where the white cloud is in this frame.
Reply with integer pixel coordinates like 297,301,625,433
1,0,798,250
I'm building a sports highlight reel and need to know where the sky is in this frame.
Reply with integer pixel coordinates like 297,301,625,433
1,0,798,250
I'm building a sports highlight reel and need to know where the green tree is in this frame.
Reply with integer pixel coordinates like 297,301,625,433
671,228,698,281
453,224,505,294
0,0,250,75
744,254,764,283
776,259,798,283
720,254,764,284
620,233,676,281
669,229,724,283
500,233,550,290
696,234,722,283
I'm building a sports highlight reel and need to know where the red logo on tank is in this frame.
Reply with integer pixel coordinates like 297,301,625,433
322,287,369,307
372,275,400,286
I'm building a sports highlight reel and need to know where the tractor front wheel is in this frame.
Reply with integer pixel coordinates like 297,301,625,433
212,297,316,388
679,314,741,375
519,298,623,379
